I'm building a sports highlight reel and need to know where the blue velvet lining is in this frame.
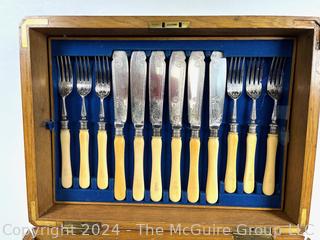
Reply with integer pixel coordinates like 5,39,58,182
51,40,293,208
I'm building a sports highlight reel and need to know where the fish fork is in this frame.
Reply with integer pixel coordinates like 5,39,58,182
225,57,245,193
57,56,73,189
76,56,92,189
95,56,111,190
243,58,263,194
263,57,286,196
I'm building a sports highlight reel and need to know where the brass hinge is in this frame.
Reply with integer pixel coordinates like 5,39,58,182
232,226,273,240
62,221,101,235
149,21,190,29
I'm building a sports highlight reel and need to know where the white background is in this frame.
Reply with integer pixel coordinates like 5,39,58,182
0,0,320,239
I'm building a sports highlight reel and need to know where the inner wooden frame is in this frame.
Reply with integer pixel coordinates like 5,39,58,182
20,16,320,230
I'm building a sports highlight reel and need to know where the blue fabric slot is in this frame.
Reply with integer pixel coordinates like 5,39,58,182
52,39,293,208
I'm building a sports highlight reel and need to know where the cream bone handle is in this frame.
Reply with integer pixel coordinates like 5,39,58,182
114,135,126,200
206,136,219,204
79,129,90,189
150,136,162,202
97,130,108,190
169,137,182,202
263,133,278,196
133,136,145,201
61,129,72,188
187,137,200,203
225,131,238,193
243,133,257,194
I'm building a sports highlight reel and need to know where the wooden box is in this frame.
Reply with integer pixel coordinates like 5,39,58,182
20,16,320,239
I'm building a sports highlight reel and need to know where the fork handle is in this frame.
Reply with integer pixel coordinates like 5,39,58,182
150,136,162,202
263,133,278,196
169,137,182,202
206,136,219,204
97,130,108,190
133,136,145,201
225,132,238,193
187,137,200,203
79,129,90,189
243,133,257,194
61,129,72,188
114,135,126,200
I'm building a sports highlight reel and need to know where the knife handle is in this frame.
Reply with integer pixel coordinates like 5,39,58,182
187,137,200,203
206,137,219,204
169,137,182,202
133,136,145,201
97,130,108,190
150,136,162,202
225,132,238,193
243,133,257,194
79,129,90,189
114,135,126,200
61,129,72,188
263,133,278,196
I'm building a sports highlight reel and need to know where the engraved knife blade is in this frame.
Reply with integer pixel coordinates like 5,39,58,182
169,51,186,129
112,51,129,130
188,51,205,129
149,51,166,128
209,51,227,129
130,51,147,128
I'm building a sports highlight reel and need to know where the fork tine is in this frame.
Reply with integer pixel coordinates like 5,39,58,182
57,56,61,82
239,57,245,84
98,56,102,83
275,57,282,85
274,57,281,85
258,58,264,85
60,56,65,83
231,57,240,84
102,56,106,83
279,57,286,86
76,57,80,82
82,57,86,82
67,56,73,84
254,58,260,84
106,56,111,85
246,57,252,86
94,56,98,83
227,57,233,84
64,56,69,83
250,58,256,85
78,57,84,82
268,57,275,85
87,57,92,84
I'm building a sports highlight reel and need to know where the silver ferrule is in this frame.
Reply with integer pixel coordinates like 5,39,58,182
269,123,278,134
248,123,257,133
61,96,67,120
153,126,161,137
81,96,87,120
61,120,68,129
99,98,105,122
231,98,238,124
210,127,219,137
230,123,238,132
191,127,200,138
115,125,123,136
172,127,181,138
135,126,144,136
98,121,106,130
80,120,87,129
